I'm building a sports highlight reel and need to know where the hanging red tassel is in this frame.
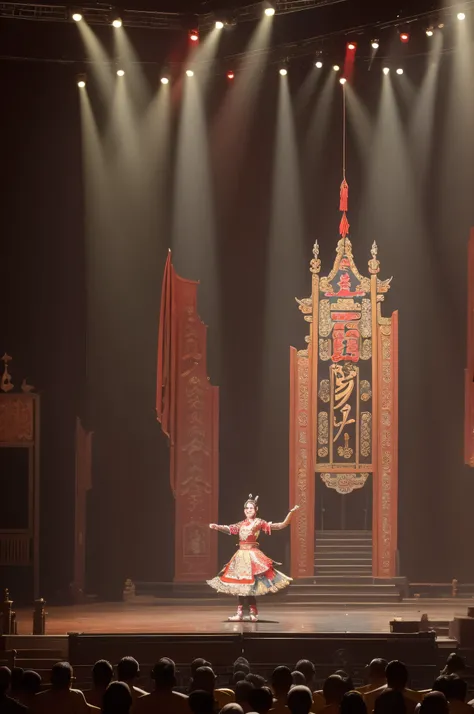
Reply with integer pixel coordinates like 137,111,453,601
339,179,349,212
339,212,350,238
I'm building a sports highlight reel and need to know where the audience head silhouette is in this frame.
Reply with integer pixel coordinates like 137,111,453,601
51,662,73,690
92,660,114,689
117,657,140,684
189,690,215,714
271,666,293,696
287,685,313,714
102,681,133,714
386,661,409,691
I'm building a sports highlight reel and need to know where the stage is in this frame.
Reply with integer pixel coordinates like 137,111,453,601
12,596,470,635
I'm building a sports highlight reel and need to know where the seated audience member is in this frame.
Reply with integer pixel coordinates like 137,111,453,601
287,686,314,714
373,690,406,714
358,661,388,696
0,667,27,714
248,687,274,714
235,681,255,714
295,663,315,691
434,675,471,714
441,656,465,678
83,660,114,708
234,659,250,671
234,673,248,687
418,693,449,714
364,662,421,714
341,692,368,714
320,675,348,714
247,675,266,689
431,677,451,699
236,665,251,677
133,658,189,714
193,660,213,677
221,705,244,714
335,674,354,694
191,667,234,710
270,666,293,714
102,682,132,714
189,690,216,714
292,674,307,687
10,669,24,702
34,661,90,714
117,657,147,702
18,670,42,708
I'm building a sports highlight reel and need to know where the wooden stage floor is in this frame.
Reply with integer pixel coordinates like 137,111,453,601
14,597,471,636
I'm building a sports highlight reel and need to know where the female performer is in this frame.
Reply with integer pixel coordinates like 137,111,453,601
207,495,299,621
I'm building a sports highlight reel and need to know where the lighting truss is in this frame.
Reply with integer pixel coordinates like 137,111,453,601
0,3,185,30
199,0,349,29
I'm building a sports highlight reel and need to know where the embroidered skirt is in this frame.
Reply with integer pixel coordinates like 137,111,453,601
206,547,292,597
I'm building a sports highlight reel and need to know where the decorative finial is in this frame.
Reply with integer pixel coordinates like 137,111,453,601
1,354,13,393
310,240,321,274
368,241,380,275
21,378,35,393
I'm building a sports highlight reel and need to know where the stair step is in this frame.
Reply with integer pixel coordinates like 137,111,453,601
316,564,373,569
315,555,372,565
316,543,372,549
285,594,401,604
292,583,397,590
316,571,373,576
302,576,377,584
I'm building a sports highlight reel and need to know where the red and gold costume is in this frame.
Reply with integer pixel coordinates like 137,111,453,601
208,496,298,620
207,517,291,597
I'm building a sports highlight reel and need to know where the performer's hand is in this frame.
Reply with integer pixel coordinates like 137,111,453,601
290,505,300,513
209,523,218,530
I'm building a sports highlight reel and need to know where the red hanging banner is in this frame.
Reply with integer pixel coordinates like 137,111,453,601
157,253,219,580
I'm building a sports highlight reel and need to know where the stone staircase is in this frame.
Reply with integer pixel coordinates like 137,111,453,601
284,530,401,605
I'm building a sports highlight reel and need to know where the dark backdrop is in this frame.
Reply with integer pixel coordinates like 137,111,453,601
1,7,474,600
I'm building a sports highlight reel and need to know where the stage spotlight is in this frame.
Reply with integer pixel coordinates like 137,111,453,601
457,11,466,20
347,42,356,50
264,3,275,16
279,67,288,76
339,77,347,85
226,70,235,80
333,64,340,71
371,39,380,49
186,69,194,77
383,67,390,75
396,68,404,75
160,76,170,85
315,61,323,68
215,20,224,29
116,68,125,77
399,31,410,43
426,27,434,36
189,28,199,41
71,11,82,22
77,73,86,88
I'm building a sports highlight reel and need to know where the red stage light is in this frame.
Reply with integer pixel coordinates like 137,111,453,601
347,42,356,50
189,29,199,42
227,70,235,80
400,32,410,43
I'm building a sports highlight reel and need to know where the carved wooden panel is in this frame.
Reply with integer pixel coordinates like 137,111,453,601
0,395,34,442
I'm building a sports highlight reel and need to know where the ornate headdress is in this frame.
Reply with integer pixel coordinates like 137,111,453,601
244,494,259,511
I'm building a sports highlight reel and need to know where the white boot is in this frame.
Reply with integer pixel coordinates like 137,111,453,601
228,605,243,621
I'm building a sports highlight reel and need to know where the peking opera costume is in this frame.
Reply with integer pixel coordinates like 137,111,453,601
207,495,298,621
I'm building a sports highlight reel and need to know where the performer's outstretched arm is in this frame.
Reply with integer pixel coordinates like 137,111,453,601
270,505,300,531
209,523,231,534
